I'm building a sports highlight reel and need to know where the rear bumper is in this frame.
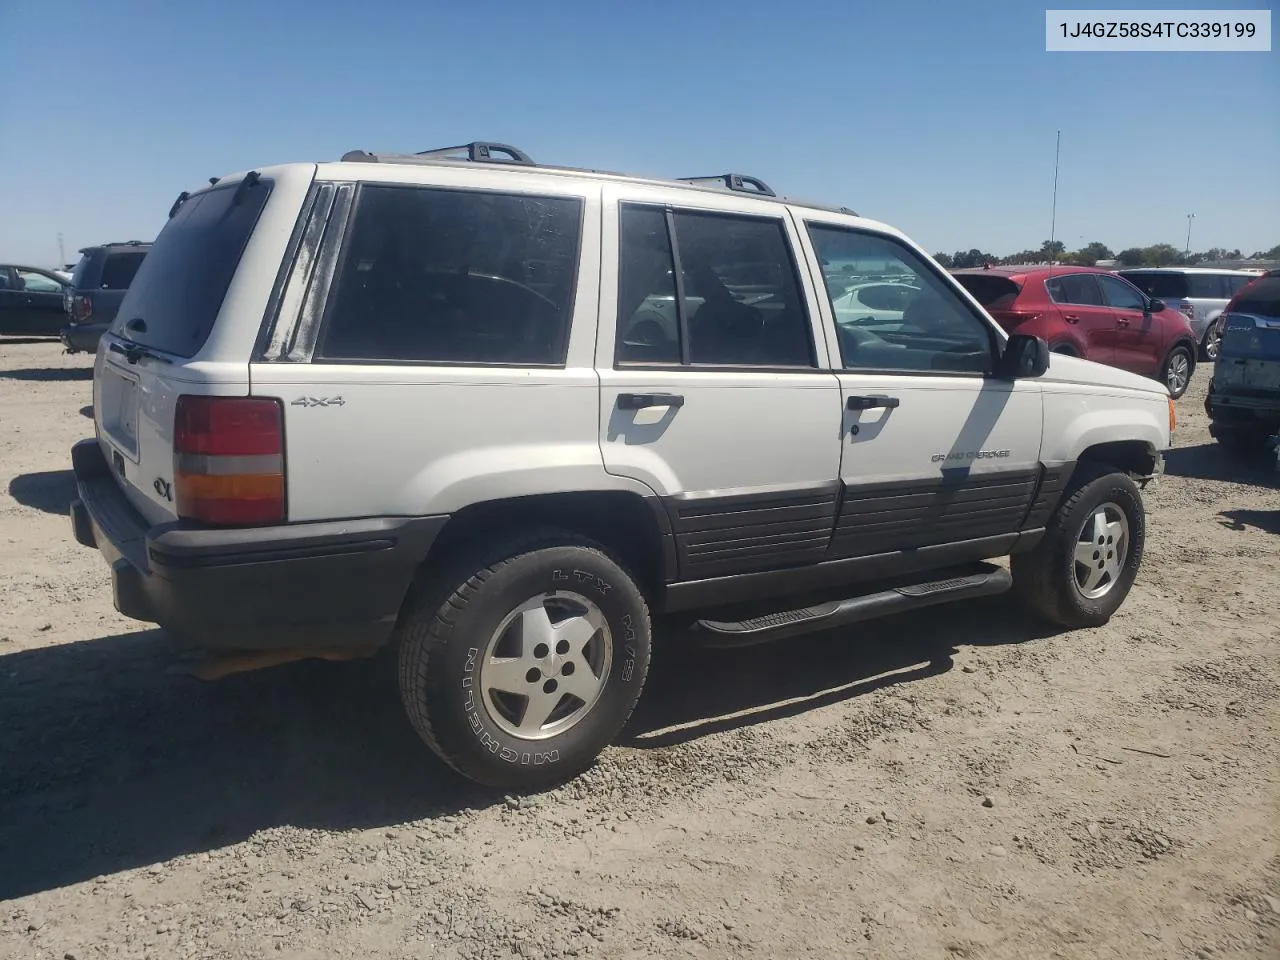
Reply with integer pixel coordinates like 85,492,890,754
1207,386,1280,426
69,439,448,651
60,322,108,354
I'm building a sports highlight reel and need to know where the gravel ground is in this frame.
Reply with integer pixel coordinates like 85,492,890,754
1,339,1277,960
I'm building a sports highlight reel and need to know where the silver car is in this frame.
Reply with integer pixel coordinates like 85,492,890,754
1117,268,1260,360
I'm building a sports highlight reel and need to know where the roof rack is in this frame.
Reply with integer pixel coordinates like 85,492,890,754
675,173,775,197
342,141,535,166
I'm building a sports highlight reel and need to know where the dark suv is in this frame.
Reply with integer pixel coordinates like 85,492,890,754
1206,270,1280,453
60,242,151,354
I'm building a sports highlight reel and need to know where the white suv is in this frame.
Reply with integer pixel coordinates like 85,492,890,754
70,142,1174,790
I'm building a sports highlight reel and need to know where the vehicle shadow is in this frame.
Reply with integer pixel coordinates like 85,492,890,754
80,404,94,419
0,336,60,347
0,596,1054,900
0,366,93,382
626,597,1058,747
1219,508,1280,534
1162,442,1278,489
8,470,77,516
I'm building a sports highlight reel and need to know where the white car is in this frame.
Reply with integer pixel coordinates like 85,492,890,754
70,142,1174,790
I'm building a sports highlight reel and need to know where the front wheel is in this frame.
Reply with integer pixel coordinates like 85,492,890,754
396,531,652,790
1161,345,1194,399
1011,465,1145,628
1201,321,1223,361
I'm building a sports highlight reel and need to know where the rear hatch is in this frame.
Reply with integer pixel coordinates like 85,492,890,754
952,273,1026,326
1215,273,1280,393
93,171,298,526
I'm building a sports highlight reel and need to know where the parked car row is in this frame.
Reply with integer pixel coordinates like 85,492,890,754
0,241,150,352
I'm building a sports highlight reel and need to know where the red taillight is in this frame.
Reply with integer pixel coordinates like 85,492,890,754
173,396,284,525
1176,300,1195,321
72,296,93,322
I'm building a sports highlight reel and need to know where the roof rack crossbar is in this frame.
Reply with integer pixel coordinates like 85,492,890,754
415,141,534,165
341,141,535,166
676,173,775,197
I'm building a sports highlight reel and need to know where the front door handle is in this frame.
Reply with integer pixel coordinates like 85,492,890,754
1063,314,1081,323
617,392,685,410
1117,317,1131,327
847,395,901,411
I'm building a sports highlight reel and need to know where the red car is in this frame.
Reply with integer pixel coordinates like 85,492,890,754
953,265,1199,398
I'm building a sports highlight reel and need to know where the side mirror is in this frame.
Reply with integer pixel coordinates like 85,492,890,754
1147,298,1165,313
996,333,1050,379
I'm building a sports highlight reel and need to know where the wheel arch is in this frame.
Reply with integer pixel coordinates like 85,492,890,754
418,489,675,600
1075,439,1162,480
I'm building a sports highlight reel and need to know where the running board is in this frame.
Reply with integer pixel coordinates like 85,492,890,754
694,563,1012,646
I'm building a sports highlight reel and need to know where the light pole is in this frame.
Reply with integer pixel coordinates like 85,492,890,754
1185,213,1196,257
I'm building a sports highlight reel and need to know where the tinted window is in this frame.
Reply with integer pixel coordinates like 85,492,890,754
1097,274,1146,310
112,180,273,358
1045,274,1104,306
318,186,582,365
617,206,679,364
98,251,147,290
1185,274,1227,298
0,270,11,290
808,225,993,374
1120,272,1187,299
69,253,95,288
1224,274,1255,296
953,274,1020,309
615,206,814,367
1229,274,1280,320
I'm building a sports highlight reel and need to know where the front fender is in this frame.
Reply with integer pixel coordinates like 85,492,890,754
1041,388,1170,465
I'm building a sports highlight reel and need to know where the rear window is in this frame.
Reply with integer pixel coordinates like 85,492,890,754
70,253,95,288
954,274,1020,310
111,179,273,358
1227,274,1280,320
1119,272,1188,300
98,251,147,290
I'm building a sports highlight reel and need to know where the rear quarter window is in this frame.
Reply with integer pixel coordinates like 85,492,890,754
315,184,583,365
111,179,273,358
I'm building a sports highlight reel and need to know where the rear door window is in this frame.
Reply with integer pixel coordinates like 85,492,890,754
1046,274,1104,305
111,179,273,358
98,251,147,290
316,185,583,365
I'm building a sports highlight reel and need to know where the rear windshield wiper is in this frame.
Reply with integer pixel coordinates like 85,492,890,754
109,337,171,366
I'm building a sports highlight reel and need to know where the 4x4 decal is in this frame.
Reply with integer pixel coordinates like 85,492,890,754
291,396,346,408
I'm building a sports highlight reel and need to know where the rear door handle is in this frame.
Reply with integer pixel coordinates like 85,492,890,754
1117,318,1131,327
847,395,900,411
1063,314,1081,323
617,393,684,410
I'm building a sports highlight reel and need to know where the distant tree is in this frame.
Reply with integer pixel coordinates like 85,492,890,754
951,248,997,269
1116,247,1146,266
1251,243,1280,260
1072,241,1113,266
934,252,954,268
1040,239,1067,258
1142,243,1183,266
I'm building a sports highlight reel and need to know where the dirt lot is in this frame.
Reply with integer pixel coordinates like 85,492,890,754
1,339,1277,960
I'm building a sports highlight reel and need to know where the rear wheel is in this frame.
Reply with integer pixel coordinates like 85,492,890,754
396,530,652,790
1161,345,1194,399
1011,465,1145,628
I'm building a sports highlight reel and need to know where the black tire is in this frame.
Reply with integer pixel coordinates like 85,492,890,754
1160,344,1194,399
396,529,652,791
1011,464,1145,628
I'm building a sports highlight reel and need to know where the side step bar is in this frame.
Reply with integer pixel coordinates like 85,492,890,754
694,563,1012,647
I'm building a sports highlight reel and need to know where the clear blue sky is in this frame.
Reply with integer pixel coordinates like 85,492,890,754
2,0,1276,267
